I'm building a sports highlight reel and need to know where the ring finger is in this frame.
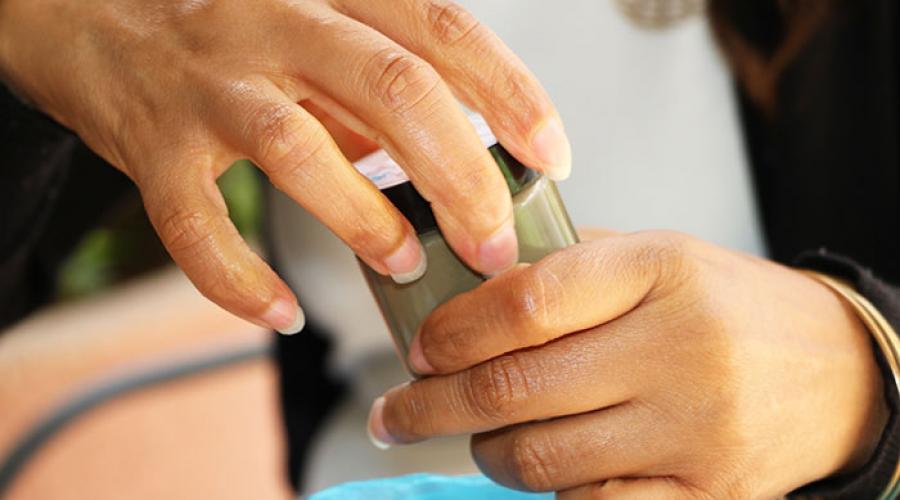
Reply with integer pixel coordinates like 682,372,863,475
471,402,675,493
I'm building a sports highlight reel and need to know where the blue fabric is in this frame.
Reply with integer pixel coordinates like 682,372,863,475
309,473,553,500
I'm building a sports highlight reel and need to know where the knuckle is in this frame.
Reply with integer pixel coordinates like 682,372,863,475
155,210,251,300
520,266,566,334
157,209,219,255
508,433,558,492
365,49,442,115
646,230,692,267
485,66,540,129
689,294,731,343
247,103,325,174
499,281,536,324
420,311,471,368
499,270,562,337
429,160,507,221
634,230,697,292
391,387,437,440
465,355,530,421
491,67,526,102
150,199,272,316
340,219,398,257
425,0,484,47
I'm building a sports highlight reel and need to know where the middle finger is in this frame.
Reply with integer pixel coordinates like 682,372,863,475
471,402,674,493
284,6,518,275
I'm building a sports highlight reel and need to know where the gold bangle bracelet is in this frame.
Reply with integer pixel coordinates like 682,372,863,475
802,271,900,500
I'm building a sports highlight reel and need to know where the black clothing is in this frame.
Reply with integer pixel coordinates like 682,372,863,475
730,0,899,283
0,0,898,496
273,325,346,490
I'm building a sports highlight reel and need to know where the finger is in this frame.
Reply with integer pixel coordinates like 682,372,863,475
558,479,693,500
140,163,304,334
471,403,673,492
302,100,379,162
411,232,686,374
213,80,426,283
369,319,655,445
284,10,518,275
337,0,572,180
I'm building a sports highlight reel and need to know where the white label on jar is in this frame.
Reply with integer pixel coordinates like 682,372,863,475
353,113,498,190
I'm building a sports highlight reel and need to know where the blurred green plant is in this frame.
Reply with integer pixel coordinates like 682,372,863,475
56,160,263,299
217,160,263,242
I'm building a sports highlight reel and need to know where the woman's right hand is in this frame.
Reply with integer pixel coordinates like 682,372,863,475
0,0,570,332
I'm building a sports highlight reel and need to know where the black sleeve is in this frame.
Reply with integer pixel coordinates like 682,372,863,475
0,83,134,329
791,249,900,499
0,84,77,327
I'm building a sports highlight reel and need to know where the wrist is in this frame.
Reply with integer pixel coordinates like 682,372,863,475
805,272,891,476
839,355,889,475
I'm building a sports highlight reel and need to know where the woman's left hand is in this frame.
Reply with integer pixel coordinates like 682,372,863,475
368,231,888,499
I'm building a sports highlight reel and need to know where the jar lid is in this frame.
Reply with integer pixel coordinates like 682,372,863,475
353,114,537,234
353,114,499,190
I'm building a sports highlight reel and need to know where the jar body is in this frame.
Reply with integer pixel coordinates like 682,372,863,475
360,175,578,373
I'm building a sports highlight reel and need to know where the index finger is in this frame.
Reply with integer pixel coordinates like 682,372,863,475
409,233,684,375
369,323,641,446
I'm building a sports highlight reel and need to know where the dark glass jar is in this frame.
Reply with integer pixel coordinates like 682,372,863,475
355,115,578,374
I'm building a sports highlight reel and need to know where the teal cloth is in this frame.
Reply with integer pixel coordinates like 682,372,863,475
309,473,553,500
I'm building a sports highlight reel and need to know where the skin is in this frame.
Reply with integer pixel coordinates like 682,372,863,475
0,0,571,332
370,230,889,499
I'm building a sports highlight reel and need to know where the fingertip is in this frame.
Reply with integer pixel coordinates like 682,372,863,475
385,234,428,284
367,397,396,450
531,116,572,181
263,300,306,335
408,330,436,375
478,219,519,276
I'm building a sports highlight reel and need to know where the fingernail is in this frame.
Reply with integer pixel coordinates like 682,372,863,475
367,397,395,450
478,220,518,275
408,330,435,375
385,235,427,285
531,117,572,181
263,300,306,335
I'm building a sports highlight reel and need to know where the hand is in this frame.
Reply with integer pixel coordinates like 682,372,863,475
0,0,570,332
369,231,888,498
